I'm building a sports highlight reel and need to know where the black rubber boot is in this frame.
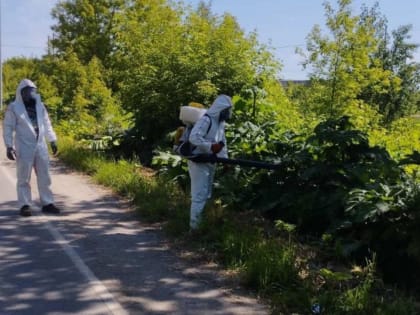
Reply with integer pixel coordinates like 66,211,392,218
19,205,32,217
42,204,60,214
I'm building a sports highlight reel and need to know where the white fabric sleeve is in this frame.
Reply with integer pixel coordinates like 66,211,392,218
189,116,212,153
42,104,57,143
218,129,228,158
3,105,16,148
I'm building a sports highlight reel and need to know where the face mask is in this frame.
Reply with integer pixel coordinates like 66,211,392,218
219,107,232,122
21,87,37,106
30,90,38,99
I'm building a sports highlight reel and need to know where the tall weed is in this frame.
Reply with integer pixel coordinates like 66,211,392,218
244,240,299,292
58,136,105,174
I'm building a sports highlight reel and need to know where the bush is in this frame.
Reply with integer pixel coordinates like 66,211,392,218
216,116,420,289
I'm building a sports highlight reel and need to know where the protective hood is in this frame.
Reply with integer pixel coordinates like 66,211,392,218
15,79,37,104
206,95,232,119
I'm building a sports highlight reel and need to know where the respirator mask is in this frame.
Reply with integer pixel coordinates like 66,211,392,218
219,107,232,122
21,87,38,106
30,90,38,99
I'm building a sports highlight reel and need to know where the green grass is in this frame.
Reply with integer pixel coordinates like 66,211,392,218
58,138,418,315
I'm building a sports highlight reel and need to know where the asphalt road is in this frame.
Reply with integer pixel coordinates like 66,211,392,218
0,131,268,315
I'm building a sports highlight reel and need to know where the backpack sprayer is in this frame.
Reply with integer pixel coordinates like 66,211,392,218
175,105,281,170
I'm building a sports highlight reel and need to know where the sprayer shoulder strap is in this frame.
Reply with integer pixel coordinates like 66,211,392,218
202,113,212,135
177,114,212,158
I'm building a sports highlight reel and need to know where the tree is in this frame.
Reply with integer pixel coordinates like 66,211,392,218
111,0,187,145
2,58,39,105
112,0,280,145
360,7,420,123
302,0,393,121
50,0,126,69
34,73,62,123
301,0,420,125
48,50,126,138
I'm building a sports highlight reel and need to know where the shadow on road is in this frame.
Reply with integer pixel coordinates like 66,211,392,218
0,178,266,315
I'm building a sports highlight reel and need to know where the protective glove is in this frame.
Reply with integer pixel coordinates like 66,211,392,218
211,142,224,154
50,142,58,155
6,147,16,160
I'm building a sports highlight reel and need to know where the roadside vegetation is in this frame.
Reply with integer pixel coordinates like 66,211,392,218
2,0,420,313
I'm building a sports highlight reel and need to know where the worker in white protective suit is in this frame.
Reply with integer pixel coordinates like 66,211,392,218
188,94,233,230
3,79,60,217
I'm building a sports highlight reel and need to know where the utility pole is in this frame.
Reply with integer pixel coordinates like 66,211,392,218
0,0,3,111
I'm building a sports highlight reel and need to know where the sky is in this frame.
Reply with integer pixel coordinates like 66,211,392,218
1,0,419,80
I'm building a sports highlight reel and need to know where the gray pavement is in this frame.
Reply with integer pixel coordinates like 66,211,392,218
0,133,268,315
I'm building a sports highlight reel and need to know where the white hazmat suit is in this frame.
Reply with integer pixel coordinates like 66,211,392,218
188,95,232,229
3,79,57,209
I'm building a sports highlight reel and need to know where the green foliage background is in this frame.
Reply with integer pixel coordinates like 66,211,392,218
2,0,420,313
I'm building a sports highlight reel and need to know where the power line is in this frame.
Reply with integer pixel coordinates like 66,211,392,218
1,2,3,110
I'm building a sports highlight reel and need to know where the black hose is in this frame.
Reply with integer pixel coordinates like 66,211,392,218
215,157,281,170
189,154,281,169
